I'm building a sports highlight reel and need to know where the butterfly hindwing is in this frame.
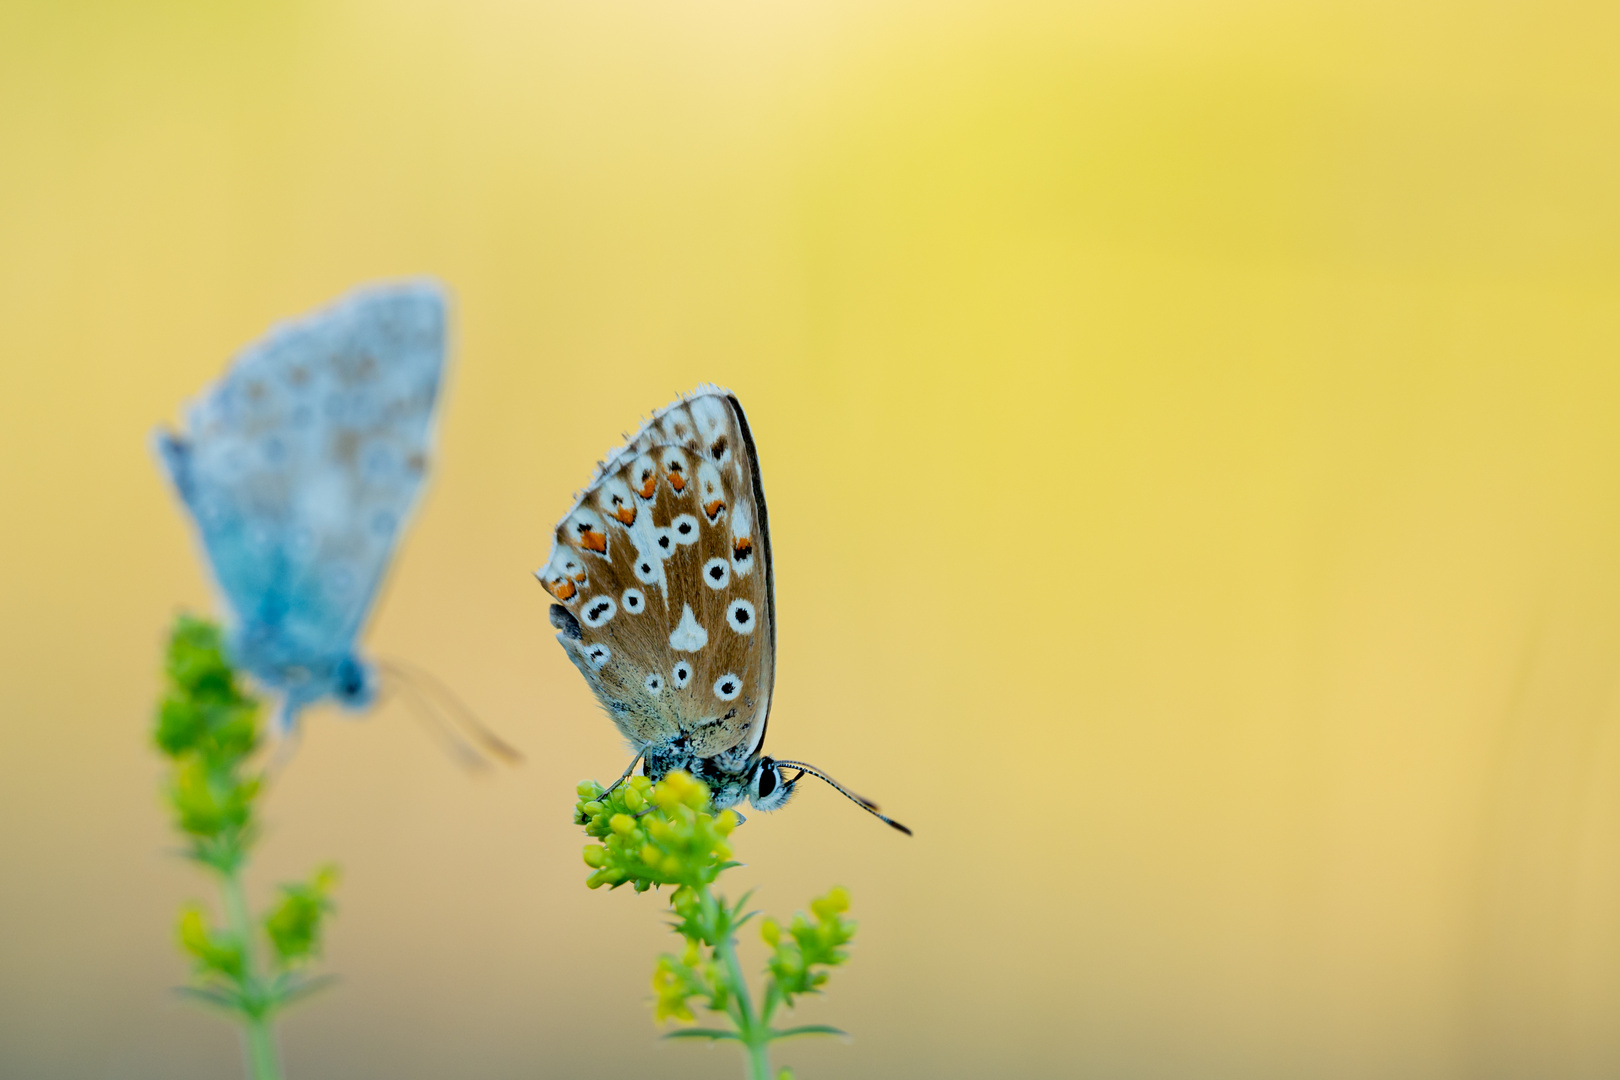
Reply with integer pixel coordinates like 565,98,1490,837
158,282,446,715
542,390,775,764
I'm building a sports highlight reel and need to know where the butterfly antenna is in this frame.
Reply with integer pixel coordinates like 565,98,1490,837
769,760,912,835
380,657,523,765
375,661,501,771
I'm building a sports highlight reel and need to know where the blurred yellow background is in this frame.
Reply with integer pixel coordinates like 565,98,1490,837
5,0,1620,1076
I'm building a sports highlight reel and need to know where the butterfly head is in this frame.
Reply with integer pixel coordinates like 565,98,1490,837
747,756,799,813
331,654,377,710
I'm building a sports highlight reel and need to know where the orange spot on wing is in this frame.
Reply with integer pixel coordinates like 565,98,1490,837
579,529,607,553
613,505,637,525
704,500,725,521
546,579,577,601
637,471,657,498
667,468,686,492
733,537,753,559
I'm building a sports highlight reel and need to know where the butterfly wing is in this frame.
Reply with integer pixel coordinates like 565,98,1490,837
540,389,776,764
158,282,446,703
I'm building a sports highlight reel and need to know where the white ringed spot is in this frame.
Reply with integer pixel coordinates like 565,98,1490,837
633,554,661,584
585,643,611,670
713,674,742,701
671,661,693,689
621,588,646,614
581,595,616,627
702,557,730,590
726,599,756,635
653,526,676,559
671,513,700,545
644,672,663,696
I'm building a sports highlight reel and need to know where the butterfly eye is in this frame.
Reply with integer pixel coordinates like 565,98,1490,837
581,596,616,628
621,588,645,614
702,557,731,590
713,674,742,702
755,765,777,799
670,514,700,545
644,672,663,696
725,599,755,635
671,662,692,689
585,644,611,670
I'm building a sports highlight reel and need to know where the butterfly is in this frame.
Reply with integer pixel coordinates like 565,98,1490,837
537,387,909,833
156,281,449,734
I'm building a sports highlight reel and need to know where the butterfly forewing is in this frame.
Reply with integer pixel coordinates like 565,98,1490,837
159,282,445,700
542,390,775,765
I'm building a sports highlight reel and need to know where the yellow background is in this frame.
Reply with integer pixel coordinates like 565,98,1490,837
4,0,1620,1076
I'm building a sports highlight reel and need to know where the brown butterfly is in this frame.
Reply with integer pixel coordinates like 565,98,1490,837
537,387,909,833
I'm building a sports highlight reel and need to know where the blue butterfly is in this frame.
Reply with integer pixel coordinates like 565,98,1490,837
157,281,447,732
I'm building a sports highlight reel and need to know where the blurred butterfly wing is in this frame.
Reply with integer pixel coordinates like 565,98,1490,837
540,389,776,762
159,283,446,682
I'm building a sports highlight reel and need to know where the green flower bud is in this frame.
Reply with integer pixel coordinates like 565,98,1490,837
582,844,607,868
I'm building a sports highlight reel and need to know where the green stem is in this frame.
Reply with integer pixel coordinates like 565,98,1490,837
711,900,771,1080
220,869,283,1080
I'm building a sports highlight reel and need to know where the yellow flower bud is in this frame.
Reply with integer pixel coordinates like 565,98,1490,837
610,813,637,837
661,854,682,877
761,918,780,946
683,941,701,967
811,886,850,921
582,801,604,816
576,780,602,798
715,810,739,835
624,786,646,812
582,844,607,868
640,843,661,865
177,907,210,953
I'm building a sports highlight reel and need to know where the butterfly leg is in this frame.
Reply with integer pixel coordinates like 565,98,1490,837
600,748,647,800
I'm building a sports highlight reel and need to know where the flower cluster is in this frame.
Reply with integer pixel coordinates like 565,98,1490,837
154,615,264,871
263,865,341,968
575,771,860,1080
761,888,855,1008
575,771,739,892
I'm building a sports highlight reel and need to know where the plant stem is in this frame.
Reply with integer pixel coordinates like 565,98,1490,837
712,903,771,1080
220,868,283,1080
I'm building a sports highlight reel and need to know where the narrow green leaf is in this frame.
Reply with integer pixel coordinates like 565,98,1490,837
770,1024,851,1042
271,973,339,1009
662,1028,743,1042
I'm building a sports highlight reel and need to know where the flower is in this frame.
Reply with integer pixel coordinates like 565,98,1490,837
573,772,739,892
